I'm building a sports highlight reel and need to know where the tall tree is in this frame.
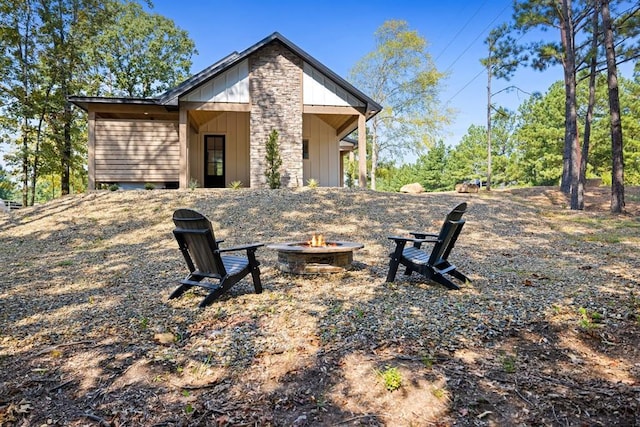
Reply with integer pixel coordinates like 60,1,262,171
498,0,591,208
349,20,448,190
0,0,39,205
90,1,196,97
38,0,111,195
516,83,567,186
601,0,625,213
0,165,15,200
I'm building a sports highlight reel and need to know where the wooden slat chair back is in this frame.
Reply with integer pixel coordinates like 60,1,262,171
171,209,264,307
386,202,470,290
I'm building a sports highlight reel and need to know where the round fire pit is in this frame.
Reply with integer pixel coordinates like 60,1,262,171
267,241,364,274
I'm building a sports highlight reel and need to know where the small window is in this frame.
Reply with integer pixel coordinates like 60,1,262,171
303,139,309,160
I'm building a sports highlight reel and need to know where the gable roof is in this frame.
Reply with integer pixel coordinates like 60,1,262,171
70,32,382,118
160,32,381,117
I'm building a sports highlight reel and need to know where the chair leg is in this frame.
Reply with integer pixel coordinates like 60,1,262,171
450,269,471,283
386,257,401,282
247,250,263,293
169,273,202,299
432,273,460,290
199,287,226,308
386,241,406,282
250,264,263,293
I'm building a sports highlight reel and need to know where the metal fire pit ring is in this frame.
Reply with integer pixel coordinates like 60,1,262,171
267,241,364,274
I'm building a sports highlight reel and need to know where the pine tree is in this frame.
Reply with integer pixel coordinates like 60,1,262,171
264,129,282,189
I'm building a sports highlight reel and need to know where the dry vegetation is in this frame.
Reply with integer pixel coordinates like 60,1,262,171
0,186,639,426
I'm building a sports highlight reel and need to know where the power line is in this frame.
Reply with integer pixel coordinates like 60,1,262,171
444,68,485,105
443,4,510,73
434,0,489,62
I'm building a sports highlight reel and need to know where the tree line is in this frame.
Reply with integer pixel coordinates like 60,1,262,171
0,0,195,206
366,73,639,193
349,1,639,212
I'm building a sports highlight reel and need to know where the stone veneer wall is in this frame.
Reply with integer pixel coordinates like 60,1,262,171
249,42,303,188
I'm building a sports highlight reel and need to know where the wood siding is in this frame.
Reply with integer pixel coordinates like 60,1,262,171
303,62,365,108
303,114,340,187
190,112,250,187
183,60,250,103
94,119,180,182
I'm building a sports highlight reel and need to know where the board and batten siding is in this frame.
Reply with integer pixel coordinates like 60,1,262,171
94,119,180,182
303,62,365,108
182,60,250,103
303,114,340,187
189,112,250,187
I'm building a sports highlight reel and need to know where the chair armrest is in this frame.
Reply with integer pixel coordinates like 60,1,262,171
409,231,439,240
388,236,430,244
218,243,264,253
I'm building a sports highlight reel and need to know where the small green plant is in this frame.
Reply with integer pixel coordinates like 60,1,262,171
579,307,603,330
138,317,149,330
56,260,73,267
421,354,435,369
500,352,517,373
188,178,199,191
431,387,448,400
108,183,119,191
184,403,195,415
229,180,243,189
144,182,155,190
377,366,402,391
264,129,282,189
306,178,319,188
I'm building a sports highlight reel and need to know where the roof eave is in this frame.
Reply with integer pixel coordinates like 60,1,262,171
68,96,162,111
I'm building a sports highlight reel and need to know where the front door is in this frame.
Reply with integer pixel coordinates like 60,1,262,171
204,135,225,188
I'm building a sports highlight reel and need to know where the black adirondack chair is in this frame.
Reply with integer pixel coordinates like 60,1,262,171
386,202,470,290
171,208,264,307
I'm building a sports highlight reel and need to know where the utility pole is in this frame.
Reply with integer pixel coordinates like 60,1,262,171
486,41,493,192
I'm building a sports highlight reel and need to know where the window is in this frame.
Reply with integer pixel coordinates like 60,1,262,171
303,139,309,160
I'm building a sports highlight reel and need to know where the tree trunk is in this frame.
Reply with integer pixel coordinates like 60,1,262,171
579,2,600,211
62,96,72,195
601,0,625,213
21,121,30,207
560,0,582,209
486,51,492,192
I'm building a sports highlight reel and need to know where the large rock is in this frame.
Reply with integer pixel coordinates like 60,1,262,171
455,183,479,193
400,182,425,194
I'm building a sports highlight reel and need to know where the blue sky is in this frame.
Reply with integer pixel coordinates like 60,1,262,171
148,0,562,152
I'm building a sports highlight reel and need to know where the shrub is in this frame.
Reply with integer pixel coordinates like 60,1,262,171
264,129,282,189
144,182,155,190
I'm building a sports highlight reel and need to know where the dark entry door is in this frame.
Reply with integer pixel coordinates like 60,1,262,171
204,135,225,188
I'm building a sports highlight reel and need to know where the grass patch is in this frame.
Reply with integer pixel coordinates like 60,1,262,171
377,366,402,391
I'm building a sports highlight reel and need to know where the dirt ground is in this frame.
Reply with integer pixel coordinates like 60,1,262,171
0,186,639,426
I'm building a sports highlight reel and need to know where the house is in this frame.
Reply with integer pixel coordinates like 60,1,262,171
69,32,382,190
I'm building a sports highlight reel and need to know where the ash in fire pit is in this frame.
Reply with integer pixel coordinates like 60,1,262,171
267,234,364,274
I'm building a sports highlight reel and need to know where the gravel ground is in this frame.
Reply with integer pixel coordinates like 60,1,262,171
0,186,639,426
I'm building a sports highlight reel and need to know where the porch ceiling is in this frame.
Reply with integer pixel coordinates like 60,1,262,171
188,110,225,128
316,114,358,135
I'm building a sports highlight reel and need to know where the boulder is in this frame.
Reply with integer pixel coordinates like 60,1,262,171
400,182,425,194
455,183,479,193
